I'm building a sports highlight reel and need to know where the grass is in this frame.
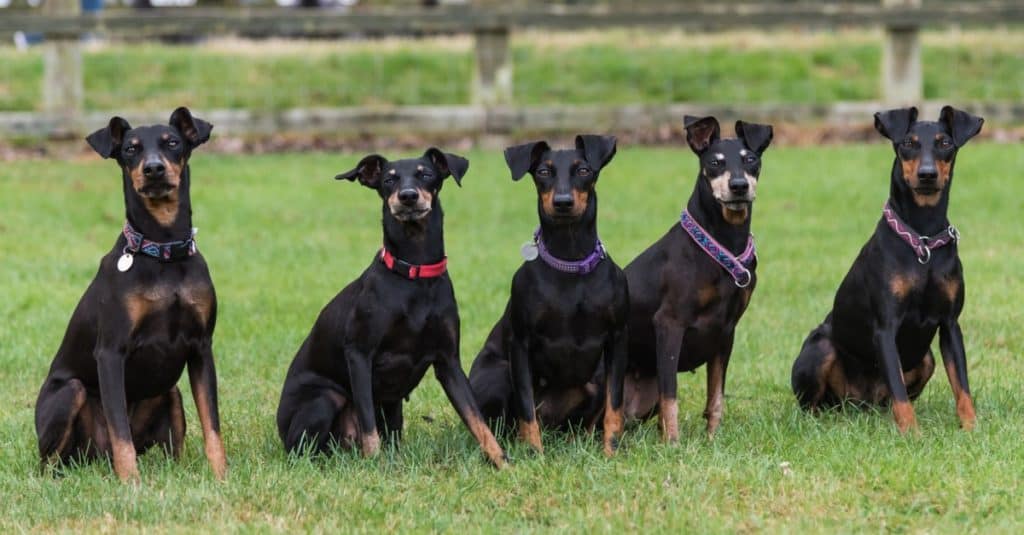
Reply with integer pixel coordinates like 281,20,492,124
1,143,1023,532
2,29,1024,112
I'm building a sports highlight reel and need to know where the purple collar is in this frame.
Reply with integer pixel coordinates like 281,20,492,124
122,220,198,261
533,227,606,275
882,202,959,264
679,210,756,287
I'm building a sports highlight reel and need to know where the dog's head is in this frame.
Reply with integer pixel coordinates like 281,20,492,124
875,106,983,207
504,135,617,225
336,148,468,223
685,116,773,225
86,107,212,204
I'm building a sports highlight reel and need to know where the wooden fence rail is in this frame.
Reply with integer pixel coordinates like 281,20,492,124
1,1,1023,138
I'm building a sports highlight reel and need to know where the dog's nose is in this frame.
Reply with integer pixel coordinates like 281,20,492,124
918,165,938,182
398,188,419,205
728,177,749,195
143,160,166,179
552,193,574,211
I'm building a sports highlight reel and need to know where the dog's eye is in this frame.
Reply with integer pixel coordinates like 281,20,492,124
938,138,953,149
709,160,722,168
167,139,179,148
744,155,757,165
577,168,591,177
537,168,551,178
901,139,915,148
124,145,137,155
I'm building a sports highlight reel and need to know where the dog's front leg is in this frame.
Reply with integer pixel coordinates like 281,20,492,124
509,336,542,453
344,348,380,457
434,355,508,469
939,319,976,430
602,325,628,457
704,333,733,438
652,313,685,443
873,326,917,433
187,343,227,479
95,348,139,483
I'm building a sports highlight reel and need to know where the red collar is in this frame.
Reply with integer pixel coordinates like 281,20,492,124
380,247,448,279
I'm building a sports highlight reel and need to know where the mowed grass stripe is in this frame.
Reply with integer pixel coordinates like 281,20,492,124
0,144,1021,531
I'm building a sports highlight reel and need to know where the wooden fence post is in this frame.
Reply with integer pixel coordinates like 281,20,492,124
881,0,922,105
472,27,512,106
42,0,84,137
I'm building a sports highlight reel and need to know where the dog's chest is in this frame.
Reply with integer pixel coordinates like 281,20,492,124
124,280,214,333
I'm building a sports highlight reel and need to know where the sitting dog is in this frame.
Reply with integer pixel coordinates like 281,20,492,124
620,116,773,442
276,149,506,468
791,106,983,432
35,108,226,482
469,135,629,456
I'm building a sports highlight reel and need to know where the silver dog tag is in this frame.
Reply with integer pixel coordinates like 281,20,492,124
520,242,539,261
117,253,134,272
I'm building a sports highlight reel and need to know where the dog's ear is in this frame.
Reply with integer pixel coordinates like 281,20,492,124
504,140,550,181
85,116,132,159
169,107,213,148
424,147,469,187
735,121,774,155
873,107,918,143
684,115,721,155
574,134,617,171
940,106,984,148
335,154,387,188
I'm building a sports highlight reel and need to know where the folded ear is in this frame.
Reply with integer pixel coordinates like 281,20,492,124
85,116,132,159
940,106,984,148
574,134,617,171
873,107,918,143
424,147,469,187
335,154,387,189
735,121,774,155
503,140,550,181
169,106,213,148
684,115,721,155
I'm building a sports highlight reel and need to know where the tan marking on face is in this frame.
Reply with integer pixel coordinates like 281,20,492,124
130,160,146,192
892,400,918,433
936,158,952,190
697,285,717,308
570,189,589,217
659,395,679,443
540,189,555,216
465,411,507,468
518,418,544,453
133,155,183,227
902,153,943,207
721,204,749,225
387,187,433,220
602,383,623,458
709,170,731,202
890,273,918,299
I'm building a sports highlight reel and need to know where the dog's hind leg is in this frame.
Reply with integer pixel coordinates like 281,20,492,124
904,350,936,401
129,386,186,458
35,378,88,467
377,401,404,446
282,390,346,456
791,322,845,411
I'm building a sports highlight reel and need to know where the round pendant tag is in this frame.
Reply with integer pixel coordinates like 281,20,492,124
117,253,134,272
520,242,539,261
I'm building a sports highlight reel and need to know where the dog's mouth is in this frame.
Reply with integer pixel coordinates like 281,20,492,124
913,186,941,196
721,199,753,211
391,206,431,222
137,182,177,199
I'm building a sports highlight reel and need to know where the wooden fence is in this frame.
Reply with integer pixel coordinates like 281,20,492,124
1,1,1023,139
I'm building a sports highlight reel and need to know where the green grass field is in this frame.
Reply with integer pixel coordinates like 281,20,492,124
1,144,1022,532
1,30,1023,112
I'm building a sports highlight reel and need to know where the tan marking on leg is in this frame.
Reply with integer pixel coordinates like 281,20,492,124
704,357,725,438
193,386,227,479
940,277,961,303
360,430,381,458
905,352,936,400
892,400,918,434
110,435,140,483
890,273,918,300
465,412,507,469
658,396,679,443
944,359,977,431
49,381,88,462
697,285,717,308
518,418,544,453
168,387,186,458
622,373,658,421
602,384,624,458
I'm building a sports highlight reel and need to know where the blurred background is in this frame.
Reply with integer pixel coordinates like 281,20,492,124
1,0,1022,155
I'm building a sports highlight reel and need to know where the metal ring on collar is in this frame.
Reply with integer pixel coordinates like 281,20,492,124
917,246,932,265
734,270,752,288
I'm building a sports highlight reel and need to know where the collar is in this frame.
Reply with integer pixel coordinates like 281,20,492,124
380,246,447,279
533,227,606,275
882,202,959,264
122,220,197,262
679,210,756,287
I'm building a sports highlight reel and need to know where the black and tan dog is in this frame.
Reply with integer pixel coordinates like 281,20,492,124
791,106,983,432
35,108,226,482
276,149,506,468
468,135,628,457
620,116,773,442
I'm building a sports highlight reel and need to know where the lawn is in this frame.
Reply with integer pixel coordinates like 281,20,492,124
1,29,1024,112
1,143,1022,532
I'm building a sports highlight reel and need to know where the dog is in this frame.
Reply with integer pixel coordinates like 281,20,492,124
791,106,983,432
34,108,226,482
619,116,773,442
276,149,506,468
468,135,629,457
